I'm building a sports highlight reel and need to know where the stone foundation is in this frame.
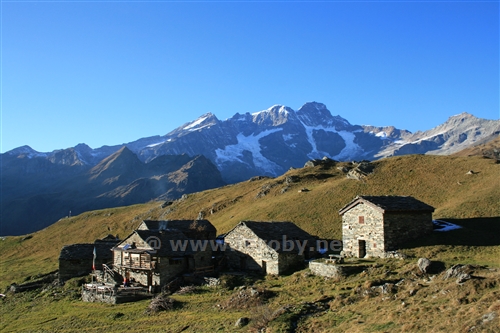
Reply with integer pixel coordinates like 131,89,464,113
81,284,151,304
309,261,345,279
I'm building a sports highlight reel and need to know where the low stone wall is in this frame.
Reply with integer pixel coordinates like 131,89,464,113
309,261,345,279
82,289,117,304
82,285,151,304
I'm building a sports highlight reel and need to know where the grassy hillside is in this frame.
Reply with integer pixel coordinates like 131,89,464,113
0,154,499,332
1,154,499,290
453,135,500,160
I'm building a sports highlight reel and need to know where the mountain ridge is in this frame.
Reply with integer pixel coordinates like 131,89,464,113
4,102,500,176
2,102,499,235
0,149,225,236
5,102,497,184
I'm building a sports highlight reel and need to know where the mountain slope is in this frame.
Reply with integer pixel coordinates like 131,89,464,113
4,104,498,184
0,148,225,236
2,102,499,235
0,153,499,333
381,112,500,157
1,153,498,290
452,135,500,160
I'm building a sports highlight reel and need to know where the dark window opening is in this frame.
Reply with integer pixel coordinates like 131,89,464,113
358,240,366,258
169,258,183,265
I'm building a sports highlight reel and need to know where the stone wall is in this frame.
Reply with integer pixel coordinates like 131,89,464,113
224,224,306,275
60,257,112,281
224,224,279,274
342,203,434,258
157,257,188,286
59,259,92,281
193,249,213,270
82,288,151,304
82,289,117,304
278,253,305,274
383,212,433,250
59,242,115,281
342,203,386,258
309,261,345,279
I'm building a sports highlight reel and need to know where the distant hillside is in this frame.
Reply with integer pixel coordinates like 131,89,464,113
3,104,499,238
0,147,225,236
1,153,498,290
452,135,500,160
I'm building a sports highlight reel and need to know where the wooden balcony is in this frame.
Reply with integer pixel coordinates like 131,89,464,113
119,259,157,270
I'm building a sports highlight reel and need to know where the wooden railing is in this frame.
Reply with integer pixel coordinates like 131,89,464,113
120,261,156,270
102,263,115,278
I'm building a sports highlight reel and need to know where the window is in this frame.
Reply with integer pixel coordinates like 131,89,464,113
373,243,377,248
359,216,365,224
169,258,183,265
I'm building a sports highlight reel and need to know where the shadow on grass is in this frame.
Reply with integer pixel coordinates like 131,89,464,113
404,217,500,248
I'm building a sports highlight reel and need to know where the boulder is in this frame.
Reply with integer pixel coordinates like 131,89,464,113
235,317,250,328
337,166,349,173
443,264,472,284
285,175,300,185
417,258,432,274
482,312,497,324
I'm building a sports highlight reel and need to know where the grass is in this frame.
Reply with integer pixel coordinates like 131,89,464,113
0,153,499,332
2,260,498,332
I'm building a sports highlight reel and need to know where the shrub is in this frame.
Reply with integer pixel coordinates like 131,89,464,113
146,293,177,314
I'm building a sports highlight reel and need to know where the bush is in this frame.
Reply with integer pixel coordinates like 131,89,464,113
218,274,245,290
146,293,177,314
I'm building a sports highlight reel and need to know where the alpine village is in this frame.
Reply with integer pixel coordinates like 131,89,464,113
1,109,499,333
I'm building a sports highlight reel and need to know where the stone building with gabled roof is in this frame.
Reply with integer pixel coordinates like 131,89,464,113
223,221,318,275
339,195,435,258
59,235,120,281
112,227,213,288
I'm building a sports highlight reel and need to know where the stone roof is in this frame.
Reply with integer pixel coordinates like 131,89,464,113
113,229,195,257
59,243,115,261
338,195,435,215
227,221,316,245
138,219,216,234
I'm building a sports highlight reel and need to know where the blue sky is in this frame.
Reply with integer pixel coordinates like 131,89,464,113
1,0,498,153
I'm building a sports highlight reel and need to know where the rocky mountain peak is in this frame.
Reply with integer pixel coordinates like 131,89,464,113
89,146,142,182
166,113,220,139
296,102,350,129
182,113,219,130
74,143,93,153
251,105,296,126
6,145,44,158
422,112,494,137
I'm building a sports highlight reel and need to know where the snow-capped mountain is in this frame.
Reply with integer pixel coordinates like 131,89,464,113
2,101,499,235
381,112,500,157
131,102,403,183
5,102,499,184
125,102,498,183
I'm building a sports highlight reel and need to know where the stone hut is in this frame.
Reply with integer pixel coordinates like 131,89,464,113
339,196,434,258
137,219,216,240
223,221,317,275
59,235,120,281
112,227,213,288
